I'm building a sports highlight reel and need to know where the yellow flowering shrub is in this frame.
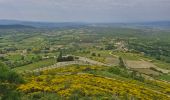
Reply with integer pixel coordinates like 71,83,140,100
18,65,170,100
42,65,105,75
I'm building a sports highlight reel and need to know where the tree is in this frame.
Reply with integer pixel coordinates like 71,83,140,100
105,44,115,50
91,53,96,56
57,51,63,62
21,55,25,60
0,61,24,100
131,71,137,79
119,57,126,68
67,56,74,61
98,54,101,57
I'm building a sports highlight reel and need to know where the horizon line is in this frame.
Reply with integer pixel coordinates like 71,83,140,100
0,19,170,24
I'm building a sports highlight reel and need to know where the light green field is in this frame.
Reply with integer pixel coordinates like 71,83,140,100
111,51,144,60
13,58,56,73
158,74,170,82
6,53,37,61
153,60,170,70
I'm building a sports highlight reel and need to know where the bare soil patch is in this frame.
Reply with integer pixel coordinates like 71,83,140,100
126,60,170,75
126,60,156,69
105,57,119,66
132,68,160,76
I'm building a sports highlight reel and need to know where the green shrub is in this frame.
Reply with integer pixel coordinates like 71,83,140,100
0,61,24,100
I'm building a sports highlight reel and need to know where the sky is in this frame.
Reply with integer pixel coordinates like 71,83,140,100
0,0,170,22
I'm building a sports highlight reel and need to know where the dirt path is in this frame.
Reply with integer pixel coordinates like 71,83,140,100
109,51,119,58
27,56,111,73
78,56,110,66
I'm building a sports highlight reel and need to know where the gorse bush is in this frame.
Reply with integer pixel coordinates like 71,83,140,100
18,65,170,100
18,73,170,100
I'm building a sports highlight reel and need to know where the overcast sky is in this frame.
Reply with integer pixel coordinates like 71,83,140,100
0,0,170,22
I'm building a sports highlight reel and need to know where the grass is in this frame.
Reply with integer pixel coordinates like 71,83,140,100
152,60,170,70
6,53,23,61
13,58,56,73
158,74,170,82
112,51,143,60
6,53,37,61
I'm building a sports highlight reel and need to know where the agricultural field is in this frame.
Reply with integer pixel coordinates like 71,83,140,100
0,26,170,100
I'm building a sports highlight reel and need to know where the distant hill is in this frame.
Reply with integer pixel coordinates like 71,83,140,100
0,20,24,25
89,21,170,29
0,19,170,29
0,19,87,28
130,21,170,29
0,24,35,29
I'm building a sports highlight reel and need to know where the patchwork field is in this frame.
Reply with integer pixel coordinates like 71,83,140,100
1,26,170,99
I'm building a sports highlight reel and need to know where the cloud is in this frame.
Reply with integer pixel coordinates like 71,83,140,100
0,0,170,22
